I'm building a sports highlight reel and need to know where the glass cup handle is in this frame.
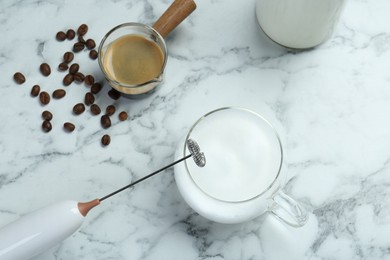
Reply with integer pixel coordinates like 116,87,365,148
268,189,308,227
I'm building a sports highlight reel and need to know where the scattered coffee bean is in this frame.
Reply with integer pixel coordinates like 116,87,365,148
63,122,75,132
73,103,85,115
119,111,128,121
58,62,69,71
26,25,119,145
69,63,79,74
26,24,121,145
13,72,26,84
101,115,111,129
66,29,76,40
106,105,116,116
78,35,86,44
77,24,88,36
84,75,94,86
39,63,51,76
39,91,50,105
89,50,98,60
91,82,102,94
42,120,52,132
86,39,96,49
63,52,74,63
74,72,85,83
90,104,101,115
108,88,121,100
42,110,53,121
63,74,74,86
56,31,66,41
84,92,95,106
52,89,66,99
73,42,85,53
31,85,40,97
101,134,111,146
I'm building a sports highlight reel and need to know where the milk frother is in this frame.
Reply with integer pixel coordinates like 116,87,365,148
0,139,205,260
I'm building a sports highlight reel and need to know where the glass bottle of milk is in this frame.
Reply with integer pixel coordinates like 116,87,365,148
255,0,346,49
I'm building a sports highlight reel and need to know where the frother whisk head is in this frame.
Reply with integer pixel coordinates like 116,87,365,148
186,139,206,167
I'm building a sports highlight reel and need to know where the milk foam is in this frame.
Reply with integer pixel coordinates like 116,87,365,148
186,109,282,202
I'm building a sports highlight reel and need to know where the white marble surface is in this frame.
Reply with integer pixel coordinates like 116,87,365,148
1,0,390,259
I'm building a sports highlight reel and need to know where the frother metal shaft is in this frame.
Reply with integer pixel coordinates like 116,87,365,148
99,154,192,201
100,138,205,202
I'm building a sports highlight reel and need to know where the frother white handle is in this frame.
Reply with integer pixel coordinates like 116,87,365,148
0,200,84,260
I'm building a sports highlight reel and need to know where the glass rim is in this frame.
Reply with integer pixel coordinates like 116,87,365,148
183,107,284,203
98,22,168,89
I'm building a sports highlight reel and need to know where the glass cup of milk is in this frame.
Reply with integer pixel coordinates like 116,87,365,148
255,0,346,49
174,107,308,226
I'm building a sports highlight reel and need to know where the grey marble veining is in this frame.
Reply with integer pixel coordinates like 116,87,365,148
0,0,390,259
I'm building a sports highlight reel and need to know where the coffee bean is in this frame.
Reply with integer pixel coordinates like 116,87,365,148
90,104,101,115
39,91,50,105
31,85,40,97
13,72,26,84
108,88,121,100
84,75,94,86
69,63,79,74
63,74,74,86
84,92,95,106
63,122,75,132
42,120,52,132
101,115,111,129
42,110,53,121
58,62,69,71
73,103,85,115
86,39,96,49
89,50,98,60
74,72,85,83
101,134,111,146
66,29,76,40
63,52,74,63
105,105,116,116
56,31,66,41
39,63,51,76
78,35,86,44
52,89,66,99
119,111,128,121
73,42,85,52
77,24,88,36
91,82,102,94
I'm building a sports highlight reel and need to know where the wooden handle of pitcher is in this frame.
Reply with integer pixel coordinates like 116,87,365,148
153,0,196,38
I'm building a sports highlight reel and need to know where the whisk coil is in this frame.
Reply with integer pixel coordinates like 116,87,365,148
186,139,206,167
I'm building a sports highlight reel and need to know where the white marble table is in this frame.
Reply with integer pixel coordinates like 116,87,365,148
1,0,390,259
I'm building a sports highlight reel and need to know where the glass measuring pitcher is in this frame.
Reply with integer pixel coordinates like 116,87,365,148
174,107,308,226
98,23,168,96
98,0,196,97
